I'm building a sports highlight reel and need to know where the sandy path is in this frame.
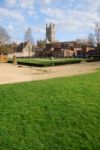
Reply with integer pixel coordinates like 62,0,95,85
0,62,100,84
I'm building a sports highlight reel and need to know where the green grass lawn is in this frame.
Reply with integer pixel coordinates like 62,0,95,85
16,58,82,63
16,58,82,62
0,71,100,150
8,58,82,67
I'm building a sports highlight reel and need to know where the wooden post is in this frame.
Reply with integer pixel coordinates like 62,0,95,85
13,55,17,65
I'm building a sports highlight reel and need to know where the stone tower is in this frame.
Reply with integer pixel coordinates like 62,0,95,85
46,23,55,43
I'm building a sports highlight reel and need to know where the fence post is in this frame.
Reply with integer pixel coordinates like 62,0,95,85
13,55,17,65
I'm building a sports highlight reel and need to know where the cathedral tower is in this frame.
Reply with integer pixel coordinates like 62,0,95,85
46,23,56,43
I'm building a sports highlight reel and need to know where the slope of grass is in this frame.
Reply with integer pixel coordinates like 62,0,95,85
0,71,100,150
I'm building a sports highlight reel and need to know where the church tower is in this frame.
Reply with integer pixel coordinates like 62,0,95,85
46,23,56,43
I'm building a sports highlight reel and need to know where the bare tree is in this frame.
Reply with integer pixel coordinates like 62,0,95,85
0,26,10,46
88,33,95,46
24,28,34,44
95,23,100,44
88,23,100,46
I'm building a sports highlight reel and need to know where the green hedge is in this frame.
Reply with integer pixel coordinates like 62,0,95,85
86,55,100,62
86,59,100,62
8,59,81,67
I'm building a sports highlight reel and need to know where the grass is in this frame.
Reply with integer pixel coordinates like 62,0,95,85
0,71,100,150
16,58,82,62
8,58,82,67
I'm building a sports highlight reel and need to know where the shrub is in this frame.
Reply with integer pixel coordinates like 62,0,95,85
8,59,81,67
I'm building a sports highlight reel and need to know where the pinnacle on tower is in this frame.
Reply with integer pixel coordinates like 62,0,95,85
46,22,56,43
46,24,48,28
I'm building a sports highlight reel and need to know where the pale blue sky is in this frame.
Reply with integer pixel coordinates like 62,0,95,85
0,0,100,43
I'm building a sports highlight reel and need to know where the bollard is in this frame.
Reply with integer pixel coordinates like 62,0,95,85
13,55,17,65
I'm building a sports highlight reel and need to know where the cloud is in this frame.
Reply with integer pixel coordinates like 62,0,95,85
41,0,100,33
33,26,45,34
7,24,14,32
43,0,52,4
19,0,34,9
1,0,100,42
4,0,17,7
28,10,35,16
0,7,24,21
41,7,65,20
4,0,35,9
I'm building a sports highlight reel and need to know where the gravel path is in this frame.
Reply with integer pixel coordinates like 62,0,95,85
0,62,100,84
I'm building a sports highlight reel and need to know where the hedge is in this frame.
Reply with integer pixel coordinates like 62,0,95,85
8,59,81,67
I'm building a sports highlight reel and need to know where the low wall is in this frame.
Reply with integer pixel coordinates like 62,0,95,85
8,52,35,58
0,55,8,62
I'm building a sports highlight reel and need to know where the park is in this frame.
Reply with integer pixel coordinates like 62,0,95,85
0,20,100,150
0,0,100,149
0,60,100,149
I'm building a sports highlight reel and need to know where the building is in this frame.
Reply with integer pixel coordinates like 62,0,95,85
35,23,96,58
43,42,75,58
8,42,35,58
46,23,56,43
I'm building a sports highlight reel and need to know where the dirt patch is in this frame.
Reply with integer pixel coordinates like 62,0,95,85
0,62,100,84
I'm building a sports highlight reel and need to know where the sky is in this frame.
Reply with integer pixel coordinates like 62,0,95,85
0,0,100,43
